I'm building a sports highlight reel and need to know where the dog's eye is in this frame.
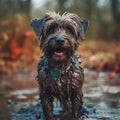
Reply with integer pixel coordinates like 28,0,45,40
66,26,74,34
47,27,55,35
49,28,54,33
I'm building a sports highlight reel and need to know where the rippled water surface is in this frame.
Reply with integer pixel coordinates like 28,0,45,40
0,69,120,120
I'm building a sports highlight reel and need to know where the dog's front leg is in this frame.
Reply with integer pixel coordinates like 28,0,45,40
71,91,83,120
41,94,54,120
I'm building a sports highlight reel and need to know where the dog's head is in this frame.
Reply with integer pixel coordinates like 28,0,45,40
31,11,89,63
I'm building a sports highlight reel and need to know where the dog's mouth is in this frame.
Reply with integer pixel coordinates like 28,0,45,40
54,49,65,56
51,47,70,62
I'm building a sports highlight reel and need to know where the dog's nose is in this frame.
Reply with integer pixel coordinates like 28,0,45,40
56,37,65,45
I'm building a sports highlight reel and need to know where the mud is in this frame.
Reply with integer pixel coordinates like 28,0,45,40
11,102,97,120
0,69,120,120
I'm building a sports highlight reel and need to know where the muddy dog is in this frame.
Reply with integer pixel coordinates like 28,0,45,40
31,11,89,120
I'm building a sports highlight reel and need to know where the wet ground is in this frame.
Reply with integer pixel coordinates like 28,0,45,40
0,68,120,120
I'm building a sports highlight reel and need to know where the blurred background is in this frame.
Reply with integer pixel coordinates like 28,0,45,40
0,0,120,120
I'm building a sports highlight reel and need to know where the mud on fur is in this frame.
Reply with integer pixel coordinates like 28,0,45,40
31,11,89,120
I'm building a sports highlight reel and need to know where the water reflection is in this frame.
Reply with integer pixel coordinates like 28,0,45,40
0,69,120,120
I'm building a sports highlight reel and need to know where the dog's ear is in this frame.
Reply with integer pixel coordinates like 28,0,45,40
79,20,89,40
31,17,45,37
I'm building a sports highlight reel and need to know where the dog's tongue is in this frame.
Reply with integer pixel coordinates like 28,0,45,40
54,51,64,56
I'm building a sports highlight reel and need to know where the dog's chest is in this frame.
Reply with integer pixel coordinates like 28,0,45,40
39,65,72,96
38,55,84,96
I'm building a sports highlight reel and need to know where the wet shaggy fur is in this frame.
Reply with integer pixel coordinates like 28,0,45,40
31,11,89,120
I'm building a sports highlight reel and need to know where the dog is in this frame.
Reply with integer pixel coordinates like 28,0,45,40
31,11,89,120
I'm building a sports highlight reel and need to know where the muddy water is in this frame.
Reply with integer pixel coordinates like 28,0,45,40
0,69,120,120
83,69,120,120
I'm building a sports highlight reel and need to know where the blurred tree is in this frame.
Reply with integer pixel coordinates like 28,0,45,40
84,0,97,20
83,0,97,38
111,0,120,40
57,0,67,13
95,1,113,40
18,0,31,19
0,0,120,41
0,0,31,20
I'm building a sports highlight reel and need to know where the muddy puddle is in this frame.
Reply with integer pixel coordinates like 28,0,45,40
0,69,120,120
